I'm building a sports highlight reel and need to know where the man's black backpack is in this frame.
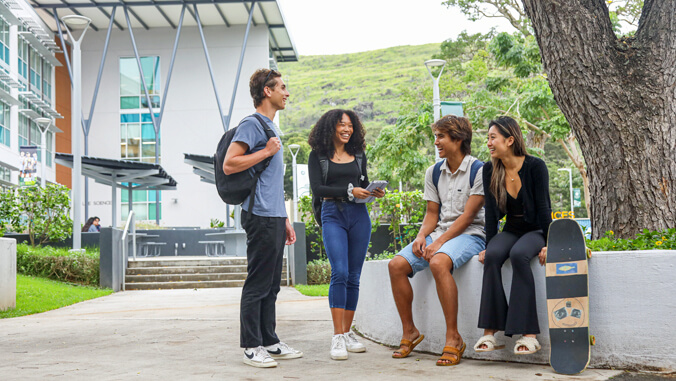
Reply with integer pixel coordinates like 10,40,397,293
311,152,363,227
214,114,276,217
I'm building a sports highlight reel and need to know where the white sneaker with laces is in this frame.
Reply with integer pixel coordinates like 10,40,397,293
344,331,366,353
330,334,348,360
265,341,303,359
243,346,278,368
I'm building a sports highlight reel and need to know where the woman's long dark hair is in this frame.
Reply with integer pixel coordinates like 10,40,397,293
489,116,528,213
82,217,95,232
308,109,366,158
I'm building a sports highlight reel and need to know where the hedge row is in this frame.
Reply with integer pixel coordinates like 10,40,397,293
16,244,100,286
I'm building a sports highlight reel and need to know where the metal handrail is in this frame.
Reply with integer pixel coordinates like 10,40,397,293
120,211,136,291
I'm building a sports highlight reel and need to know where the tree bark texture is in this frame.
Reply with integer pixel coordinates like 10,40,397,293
522,0,676,239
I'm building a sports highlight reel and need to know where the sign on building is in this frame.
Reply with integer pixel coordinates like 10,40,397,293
19,146,38,187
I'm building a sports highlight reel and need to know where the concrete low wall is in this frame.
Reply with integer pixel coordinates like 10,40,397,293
355,250,676,371
0,238,17,311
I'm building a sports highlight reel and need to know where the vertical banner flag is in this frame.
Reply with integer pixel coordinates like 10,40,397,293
296,164,310,198
19,145,38,187
573,188,582,208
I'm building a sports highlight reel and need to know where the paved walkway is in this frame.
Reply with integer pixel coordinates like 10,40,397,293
0,287,622,380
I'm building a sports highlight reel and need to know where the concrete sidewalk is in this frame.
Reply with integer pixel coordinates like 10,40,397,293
0,287,622,380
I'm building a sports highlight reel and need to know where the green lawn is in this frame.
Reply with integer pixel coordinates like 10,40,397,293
0,275,113,319
294,284,329,297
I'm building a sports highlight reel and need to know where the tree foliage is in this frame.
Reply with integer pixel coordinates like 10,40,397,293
0,184,73,246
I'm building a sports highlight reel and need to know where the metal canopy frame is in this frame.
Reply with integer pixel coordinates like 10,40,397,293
183,153,215,185
55,153,177,225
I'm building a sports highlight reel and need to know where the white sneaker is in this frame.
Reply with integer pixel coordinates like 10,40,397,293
265,341,303,359
344,331,366,353
330,334,348,360
243,346,278,368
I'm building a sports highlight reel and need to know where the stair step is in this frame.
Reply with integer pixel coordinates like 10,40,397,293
125,280,246,290
126,265,248,275
127,257,287,268
125,273,250,282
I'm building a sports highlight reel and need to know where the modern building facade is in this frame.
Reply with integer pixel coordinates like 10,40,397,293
29,0,297,228
0,0,63,193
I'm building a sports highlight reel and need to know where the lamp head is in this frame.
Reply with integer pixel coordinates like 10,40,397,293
35,117,52,134
288,144,300,156
61,15,91,43
424,59,447,80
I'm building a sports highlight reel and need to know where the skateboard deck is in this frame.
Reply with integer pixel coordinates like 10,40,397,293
546,218,591,375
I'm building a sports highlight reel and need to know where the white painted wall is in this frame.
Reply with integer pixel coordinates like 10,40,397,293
0,238,17,311
355,251,676,371
78,25,272,228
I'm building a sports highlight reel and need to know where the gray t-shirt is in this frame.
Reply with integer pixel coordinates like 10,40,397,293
232,113,287,218
423,155,485,241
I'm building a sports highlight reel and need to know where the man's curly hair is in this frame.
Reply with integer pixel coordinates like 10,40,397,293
308,109,366,157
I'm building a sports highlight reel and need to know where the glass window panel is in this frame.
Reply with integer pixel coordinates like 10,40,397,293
132,190,147,202
142,142,155,158
120,114,140,124
133,204,148,220
127,138,140,158
148,191,156,202
121,190,128,202
121,207,128,221
141,113,159,123
141,124,155,140
149,203,156,220
140,96,160,109
127,123,140,138
120,96,139,109
120,58,140,95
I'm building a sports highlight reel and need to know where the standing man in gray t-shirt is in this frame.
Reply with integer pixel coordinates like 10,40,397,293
223,69,302,368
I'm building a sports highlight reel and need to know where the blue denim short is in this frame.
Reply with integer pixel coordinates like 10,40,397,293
396,234,485,277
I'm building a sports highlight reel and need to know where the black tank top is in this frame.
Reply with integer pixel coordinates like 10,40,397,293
503,189,539,236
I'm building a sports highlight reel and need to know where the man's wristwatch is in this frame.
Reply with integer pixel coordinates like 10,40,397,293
347,183,354,202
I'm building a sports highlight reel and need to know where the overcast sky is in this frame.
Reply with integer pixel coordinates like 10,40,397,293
276,0,515,56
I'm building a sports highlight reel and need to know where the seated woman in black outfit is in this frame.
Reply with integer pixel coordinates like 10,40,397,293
473,116,552,355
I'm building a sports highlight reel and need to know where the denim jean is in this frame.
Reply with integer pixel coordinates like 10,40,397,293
321,201,371,310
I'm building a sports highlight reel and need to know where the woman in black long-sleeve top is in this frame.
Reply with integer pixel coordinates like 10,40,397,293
473,116,552,355
308,109,384,361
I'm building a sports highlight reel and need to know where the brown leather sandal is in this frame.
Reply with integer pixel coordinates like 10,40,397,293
436,342,466,366
392,334,425,358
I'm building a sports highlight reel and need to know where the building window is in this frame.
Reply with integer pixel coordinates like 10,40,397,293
30,121,41,162
0,102,8,147
42,64,52,105
17,37,28,86
121,189,161,221
18,113,29,148
30,48,41,96
0,164,9,182
0,19,9,68
119,56,161,163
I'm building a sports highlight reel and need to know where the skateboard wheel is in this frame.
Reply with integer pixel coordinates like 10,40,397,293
590,335,596,346
586,248,592,259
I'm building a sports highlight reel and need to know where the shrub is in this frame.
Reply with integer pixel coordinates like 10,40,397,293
16,244,100,286
367,250,396,261
372,190,425,253
587,228,675,251
307,259,331,285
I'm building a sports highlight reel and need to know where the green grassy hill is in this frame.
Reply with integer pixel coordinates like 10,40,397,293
278,43,440,142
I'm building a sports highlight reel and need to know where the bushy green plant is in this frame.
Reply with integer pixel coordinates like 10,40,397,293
16,244,100,286
298,195,325,259
0,184,72,246
373,190,426,253
210,218,225,228
367,250,396,261
586,228,675,251
306,259,331,285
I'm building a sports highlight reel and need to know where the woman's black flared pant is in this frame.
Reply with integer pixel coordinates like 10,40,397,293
478,230,545,337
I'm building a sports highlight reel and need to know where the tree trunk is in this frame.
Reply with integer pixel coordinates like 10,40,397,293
522,0,676,239
526,130,547,151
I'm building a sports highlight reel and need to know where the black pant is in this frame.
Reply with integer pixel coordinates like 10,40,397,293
478,230,545,337
240,211,287,348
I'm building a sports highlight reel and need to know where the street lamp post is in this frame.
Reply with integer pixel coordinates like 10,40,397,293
34,117,52,188
558,168,574,217
424,59,447,162
62,15,91,251
288,144,300,223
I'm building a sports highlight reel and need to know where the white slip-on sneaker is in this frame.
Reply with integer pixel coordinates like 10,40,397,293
265,341,303,359
243,346,278,368
344,331,366,353
330,334,348,360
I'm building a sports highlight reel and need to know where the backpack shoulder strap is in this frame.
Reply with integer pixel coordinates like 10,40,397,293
355,152,364,180
318,154,329,185
251,114,276,139
469,159,484,189
432,159,445,190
